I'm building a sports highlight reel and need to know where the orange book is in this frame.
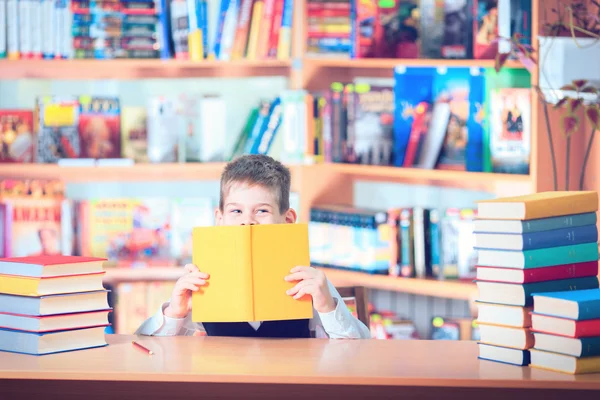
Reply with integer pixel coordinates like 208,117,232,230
0,271,106,296
476,191,598,220
230,0,254,59
191,223,313,322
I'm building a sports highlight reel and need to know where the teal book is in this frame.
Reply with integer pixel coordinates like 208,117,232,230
477,242,599,269
474,212,597,234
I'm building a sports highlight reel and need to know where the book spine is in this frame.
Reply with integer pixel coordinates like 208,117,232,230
521,261,599,284
523,243,600,269
6,0,18,59
245,0,262,59
256,97,282,155
579,337,600,356
218,0,240,60
429,209,441,278
157,0,173,59
256,0,274,58
522,213,598,234
579,298,600,320
522,225,599,251
523,276,600,306
230,0,253,59
266,0,283,57
400,208,414,277
275,0,292,59
0,0,6,58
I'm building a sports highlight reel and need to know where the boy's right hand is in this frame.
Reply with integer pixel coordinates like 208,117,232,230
164,264,209,319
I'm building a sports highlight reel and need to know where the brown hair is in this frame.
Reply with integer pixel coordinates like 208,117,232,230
219,154,291,213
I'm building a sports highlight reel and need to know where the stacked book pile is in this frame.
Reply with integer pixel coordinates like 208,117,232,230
473,191,599,366
0,255,111,355
529,288,600,374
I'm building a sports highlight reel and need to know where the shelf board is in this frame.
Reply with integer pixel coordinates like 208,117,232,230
319,267,477,301
103,266,476,301
104,267,185,283
304,57,525,70
0,162,228,182
0,59,291,80
330,163,532,188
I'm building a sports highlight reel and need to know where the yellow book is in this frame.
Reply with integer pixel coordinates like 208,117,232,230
530,348,600,374
191,223,313,322
0,272,106,296
245,0,263,60
476,191,598,220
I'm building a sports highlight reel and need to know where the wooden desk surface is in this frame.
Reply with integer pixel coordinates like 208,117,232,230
1,335,600,399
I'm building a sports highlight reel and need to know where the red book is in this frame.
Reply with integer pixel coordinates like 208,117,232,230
476,261,599,284
531,313,600,338
0,255,106,278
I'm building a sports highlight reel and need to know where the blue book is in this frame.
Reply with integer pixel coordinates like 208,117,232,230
0,326,108,356
476,242,599,269
474,212,597,234
532,288,600,320
475,224,598,251
476,276,600,307
478,343,530,366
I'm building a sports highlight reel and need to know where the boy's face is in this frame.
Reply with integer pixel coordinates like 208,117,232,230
215,182,296,226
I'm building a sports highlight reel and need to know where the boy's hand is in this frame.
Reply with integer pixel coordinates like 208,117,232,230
164,264,209,319
285,266,336,314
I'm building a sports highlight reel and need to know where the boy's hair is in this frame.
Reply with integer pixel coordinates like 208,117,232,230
219,154,291,213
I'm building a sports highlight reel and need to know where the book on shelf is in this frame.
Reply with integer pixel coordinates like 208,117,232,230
191,223,313,323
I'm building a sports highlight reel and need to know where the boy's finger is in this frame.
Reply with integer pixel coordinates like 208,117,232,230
293,287,309,300
184,264,197,273
284,271,312,281
286,279,314,295
289,266,311,274
190,271,210,279
182,282,200,292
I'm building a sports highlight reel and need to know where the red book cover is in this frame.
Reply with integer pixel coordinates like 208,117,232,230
403,102,431,167
477,261,599,284
532,315,600,338
267,0,285,57
0,110,35,162
0,254,106,266
78,96,121,159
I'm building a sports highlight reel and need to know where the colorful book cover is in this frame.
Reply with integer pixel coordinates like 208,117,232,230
353,78,394,165
82,198,172,262
121,106,148,162
418,0,444,59
440,0,472,59
35,96,80,163
489,87,531,174
0,110,35,162
473,0,498,59
78,96,121,159
3,197,63,258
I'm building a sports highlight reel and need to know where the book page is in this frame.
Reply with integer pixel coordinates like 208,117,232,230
251,223,313,322
191,226,254,322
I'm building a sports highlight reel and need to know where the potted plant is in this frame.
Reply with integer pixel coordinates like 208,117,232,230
493,4,600,191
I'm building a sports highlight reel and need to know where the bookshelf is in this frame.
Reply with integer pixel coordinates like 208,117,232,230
303,57,525,70
102,266,477,301
0,59,292,80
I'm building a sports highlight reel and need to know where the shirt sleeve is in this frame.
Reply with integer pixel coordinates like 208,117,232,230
134,301,202,336
314,280,372,339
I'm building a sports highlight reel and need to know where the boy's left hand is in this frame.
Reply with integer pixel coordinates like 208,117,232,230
285,266,336,313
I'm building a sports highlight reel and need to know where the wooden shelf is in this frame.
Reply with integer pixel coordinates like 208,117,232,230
319,268,477,301
330,163,532,191
0,162,228,182
304,57,525,70
0,59,291,80
102,266,477,301
103,267,185,284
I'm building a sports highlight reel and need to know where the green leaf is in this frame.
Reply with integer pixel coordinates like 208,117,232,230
495,52,510,73
586,106,600,129
562,114,580,137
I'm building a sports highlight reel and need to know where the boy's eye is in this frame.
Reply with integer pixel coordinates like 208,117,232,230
230,209,241,214
257,209,269,214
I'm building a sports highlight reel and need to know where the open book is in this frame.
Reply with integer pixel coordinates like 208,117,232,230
191,223,314,322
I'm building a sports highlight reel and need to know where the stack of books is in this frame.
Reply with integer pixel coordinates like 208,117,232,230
0,255,111,355
529,288,600,374
473,191,600,366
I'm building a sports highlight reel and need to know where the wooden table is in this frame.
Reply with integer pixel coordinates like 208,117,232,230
1,334,599,399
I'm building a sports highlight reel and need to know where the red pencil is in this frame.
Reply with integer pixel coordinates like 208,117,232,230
132,340,154,355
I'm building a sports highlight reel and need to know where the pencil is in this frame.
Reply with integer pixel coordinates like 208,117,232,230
132,340,154,355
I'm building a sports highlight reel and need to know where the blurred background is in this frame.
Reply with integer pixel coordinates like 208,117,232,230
0,0,599,341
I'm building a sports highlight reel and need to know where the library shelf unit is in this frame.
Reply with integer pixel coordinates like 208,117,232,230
102,266,476,301
0,59,292,80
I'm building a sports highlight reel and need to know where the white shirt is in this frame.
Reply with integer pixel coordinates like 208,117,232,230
135,279,371,339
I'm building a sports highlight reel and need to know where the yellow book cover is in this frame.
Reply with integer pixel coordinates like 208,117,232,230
191,223,313,322
476,191,598,220
245,0,263,60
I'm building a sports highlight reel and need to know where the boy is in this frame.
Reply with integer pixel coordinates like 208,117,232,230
136,154,371,339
